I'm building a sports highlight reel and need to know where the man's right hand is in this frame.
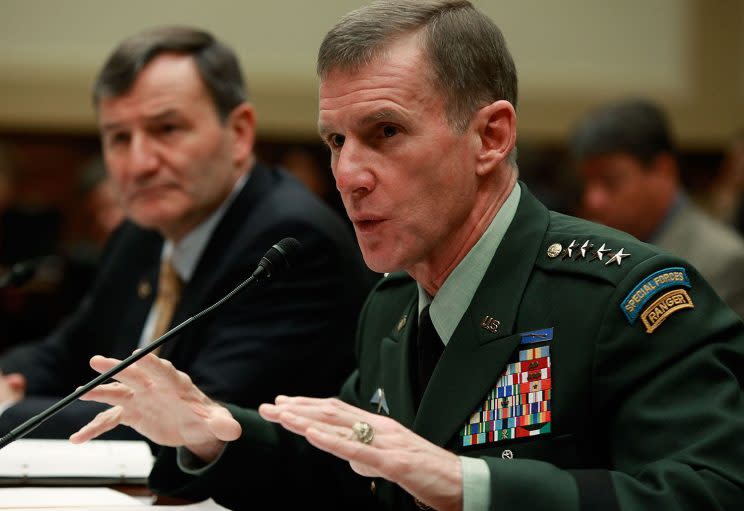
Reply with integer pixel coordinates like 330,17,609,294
69,353,241,463
0,371,26,404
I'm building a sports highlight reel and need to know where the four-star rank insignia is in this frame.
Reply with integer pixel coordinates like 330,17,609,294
547,239,631,267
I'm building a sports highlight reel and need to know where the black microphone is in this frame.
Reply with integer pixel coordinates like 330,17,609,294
252,237,302,280
0,237,302,450
0,258,40,289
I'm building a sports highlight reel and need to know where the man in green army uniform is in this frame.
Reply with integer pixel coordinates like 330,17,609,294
71,1,744,509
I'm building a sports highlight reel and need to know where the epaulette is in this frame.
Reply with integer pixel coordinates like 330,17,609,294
534,212,659,287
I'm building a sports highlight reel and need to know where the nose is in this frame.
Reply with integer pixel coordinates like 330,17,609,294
582,182,607,215
127,132,160,179
333,140,375,196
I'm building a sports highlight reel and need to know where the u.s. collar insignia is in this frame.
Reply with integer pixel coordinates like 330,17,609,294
370,388,389,415
480,316,500,333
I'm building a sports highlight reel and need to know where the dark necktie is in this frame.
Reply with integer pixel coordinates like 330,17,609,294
415,305,444,406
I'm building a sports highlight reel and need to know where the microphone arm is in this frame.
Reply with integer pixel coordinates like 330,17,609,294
0,237,301,450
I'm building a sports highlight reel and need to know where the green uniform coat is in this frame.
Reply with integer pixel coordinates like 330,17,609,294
150,185,744,510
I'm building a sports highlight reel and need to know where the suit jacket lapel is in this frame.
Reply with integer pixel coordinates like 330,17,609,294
413,185,551,446
380,296,418,429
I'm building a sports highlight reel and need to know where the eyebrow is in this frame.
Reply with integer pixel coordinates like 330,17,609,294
100,109,182,133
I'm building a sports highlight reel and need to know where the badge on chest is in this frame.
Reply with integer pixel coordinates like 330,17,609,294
461,328,553,447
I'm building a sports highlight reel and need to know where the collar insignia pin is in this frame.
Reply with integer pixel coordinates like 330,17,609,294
370,388,389,415
480,316,500,333
396,314,407,332
546,243,562,258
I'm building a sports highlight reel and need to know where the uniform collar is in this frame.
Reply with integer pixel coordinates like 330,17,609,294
417,182,521,344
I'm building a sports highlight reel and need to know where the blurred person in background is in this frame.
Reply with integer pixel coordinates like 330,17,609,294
0,155,124,353
696,130,744,234
0,145,14,214
571,98,744,318
0,25,372,440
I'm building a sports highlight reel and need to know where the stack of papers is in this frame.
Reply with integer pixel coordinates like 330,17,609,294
0,487,229,509
0,439,153,485
0,487,140,508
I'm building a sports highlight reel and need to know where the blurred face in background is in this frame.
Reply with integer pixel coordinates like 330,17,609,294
578,152,669,240
97,53,254,242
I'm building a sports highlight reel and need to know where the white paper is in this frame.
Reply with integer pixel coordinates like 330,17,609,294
0,497,230,510
0,487,140,507
0,440,153,483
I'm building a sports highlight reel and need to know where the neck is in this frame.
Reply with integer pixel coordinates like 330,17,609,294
639,187,680,241
412,170,517,296
162,164,249,243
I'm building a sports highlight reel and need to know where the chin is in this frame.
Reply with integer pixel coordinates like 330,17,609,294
361,250,405,275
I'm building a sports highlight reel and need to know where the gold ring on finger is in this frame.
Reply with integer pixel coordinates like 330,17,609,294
351,421,374,444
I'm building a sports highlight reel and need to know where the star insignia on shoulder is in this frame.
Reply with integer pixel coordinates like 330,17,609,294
562,240,579,259
547,240,631,267
589,243,611,262
579,240,594,258
605,248,631,266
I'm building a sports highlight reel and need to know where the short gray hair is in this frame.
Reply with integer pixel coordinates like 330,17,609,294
317,0,518,134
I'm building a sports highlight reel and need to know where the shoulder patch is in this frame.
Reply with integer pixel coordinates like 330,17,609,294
621,267,691,324
639,288,695,333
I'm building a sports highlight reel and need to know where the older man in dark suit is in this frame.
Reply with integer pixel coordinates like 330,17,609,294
0,26,373,439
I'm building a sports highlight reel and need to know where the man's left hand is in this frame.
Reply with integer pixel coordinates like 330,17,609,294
259,396,463,511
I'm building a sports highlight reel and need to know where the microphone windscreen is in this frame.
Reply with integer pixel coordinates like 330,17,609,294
255,237,302,279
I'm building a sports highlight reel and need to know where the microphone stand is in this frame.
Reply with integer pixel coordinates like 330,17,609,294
0,271,264,450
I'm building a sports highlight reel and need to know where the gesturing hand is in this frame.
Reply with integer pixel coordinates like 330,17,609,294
69,353,241,462
259,396,463,511
0,371,26,404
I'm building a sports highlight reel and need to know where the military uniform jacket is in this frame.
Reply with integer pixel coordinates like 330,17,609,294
150,185,744,510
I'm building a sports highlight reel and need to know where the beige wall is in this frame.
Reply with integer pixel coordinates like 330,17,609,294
0,0,742,147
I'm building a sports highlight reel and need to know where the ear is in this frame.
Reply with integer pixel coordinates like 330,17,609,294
473,100,517,176
651,153,678,181
227,103,256,168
